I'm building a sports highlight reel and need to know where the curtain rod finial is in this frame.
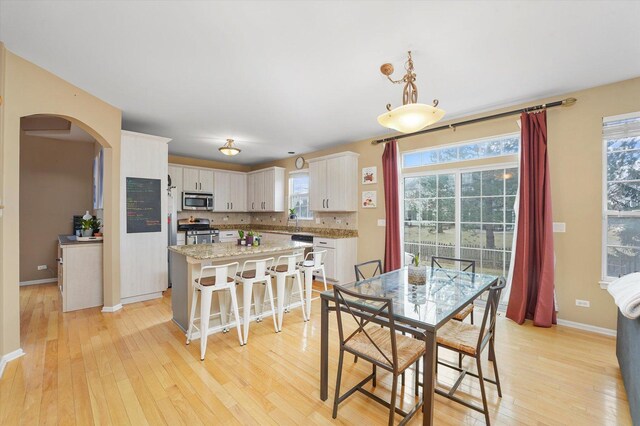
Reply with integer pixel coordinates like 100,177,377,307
562,98,577,107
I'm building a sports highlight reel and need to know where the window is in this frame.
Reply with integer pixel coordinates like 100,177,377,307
402,134,519,278
289,172,312,220
602,113,640,280
402,134,520,168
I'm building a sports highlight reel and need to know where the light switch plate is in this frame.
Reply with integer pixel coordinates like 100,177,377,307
316,218,321,224
223,217,228,221
553,222,566,233
377,219,386,227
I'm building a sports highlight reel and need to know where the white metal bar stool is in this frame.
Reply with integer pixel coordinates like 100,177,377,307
297,250,328,317
270,253,308,331
235,257,278,344
186,262,243,360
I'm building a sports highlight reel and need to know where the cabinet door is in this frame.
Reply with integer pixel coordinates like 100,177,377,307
253,171,265,210
315,246,336,280
309,160,327,211
183,167,200,192
247,173,256,211
326,157,346,211
263,169,275,211
199,169,214,193
231,173,246,211
214,171,230,211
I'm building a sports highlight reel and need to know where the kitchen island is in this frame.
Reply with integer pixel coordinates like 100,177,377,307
168,241,312,337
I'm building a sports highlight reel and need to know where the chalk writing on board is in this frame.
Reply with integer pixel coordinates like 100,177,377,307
126,177,161,233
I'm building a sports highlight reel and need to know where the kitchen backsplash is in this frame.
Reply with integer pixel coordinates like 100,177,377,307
177,211,252,226
250,211,358,230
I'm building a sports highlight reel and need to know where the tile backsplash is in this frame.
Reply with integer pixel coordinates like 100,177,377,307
177,211,252,226
177,211,357,230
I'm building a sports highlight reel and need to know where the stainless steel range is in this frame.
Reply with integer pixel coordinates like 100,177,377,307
177,218,219,244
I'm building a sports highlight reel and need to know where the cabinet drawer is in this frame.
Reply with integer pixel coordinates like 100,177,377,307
313,237,336,249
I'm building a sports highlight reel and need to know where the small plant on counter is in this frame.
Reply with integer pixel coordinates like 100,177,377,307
91,218,102,236
80,218,94,237
412,252,420,267
246,230,255,246
237,230,246,245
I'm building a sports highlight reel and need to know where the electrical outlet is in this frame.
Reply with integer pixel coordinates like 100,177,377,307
37,265,47,271
575,299,590,308
316,218,321,224
377,219,386,227
272,217,276,221
336,219,342,224
223,216,228,221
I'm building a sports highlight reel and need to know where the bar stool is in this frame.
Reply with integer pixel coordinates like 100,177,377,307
186,262,243,360
270,253,307,331
235,257,278,344
297,250,328,318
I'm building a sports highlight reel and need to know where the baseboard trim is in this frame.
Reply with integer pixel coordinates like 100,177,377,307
19,278,57,286
556,318,617,337
0,348,25,379
101,303,123,313
121,292,163,305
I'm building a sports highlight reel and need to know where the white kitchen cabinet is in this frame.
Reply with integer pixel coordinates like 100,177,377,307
214,171,246,211
57,239,103,312
183,167,214,193
168,165,184,211
308,152,359,212
247,167,285,212
313,237,357,285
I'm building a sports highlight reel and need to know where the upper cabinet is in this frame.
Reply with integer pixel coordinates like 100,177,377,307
214,171,246,212
182,167,214,193
247,167,285,212
308,152,359,212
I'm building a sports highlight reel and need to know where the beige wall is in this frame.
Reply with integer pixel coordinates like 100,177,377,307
169,154,250,172
19,134,95,282
0,43,122,357
254,77,640,330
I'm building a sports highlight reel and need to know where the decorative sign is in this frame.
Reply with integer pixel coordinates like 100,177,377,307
362,166,377,185
126,177,161,233
362,190,377,208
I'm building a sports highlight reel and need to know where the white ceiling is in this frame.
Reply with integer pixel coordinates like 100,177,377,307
1,1,639,165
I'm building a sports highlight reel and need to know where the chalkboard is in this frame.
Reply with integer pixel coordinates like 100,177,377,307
126,177,161,233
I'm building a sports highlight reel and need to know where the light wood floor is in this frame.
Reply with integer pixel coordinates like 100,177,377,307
0,283,631,425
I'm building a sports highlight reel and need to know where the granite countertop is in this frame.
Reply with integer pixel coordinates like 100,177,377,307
58,234,103,246
214,224,358,239
168,240,312,260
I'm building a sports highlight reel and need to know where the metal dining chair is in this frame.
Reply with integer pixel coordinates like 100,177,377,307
431,256,477,324
435,278,506,426
332,285,425,426
354,259,383,281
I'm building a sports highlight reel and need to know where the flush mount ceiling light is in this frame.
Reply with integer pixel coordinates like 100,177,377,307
218,138,241,156
377,51,445,134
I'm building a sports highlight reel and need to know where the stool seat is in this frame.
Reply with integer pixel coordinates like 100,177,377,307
269,264,289,273
195,276,235,286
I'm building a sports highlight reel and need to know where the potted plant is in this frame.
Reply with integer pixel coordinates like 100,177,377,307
408,252,426,285
246,230,254,246
80,218,94,237
91,218,102,237
237,230,246,245
289,208,297,220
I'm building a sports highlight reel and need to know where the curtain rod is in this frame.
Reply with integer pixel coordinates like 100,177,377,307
371,97,577,145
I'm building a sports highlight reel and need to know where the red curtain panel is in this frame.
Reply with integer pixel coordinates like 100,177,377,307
382,140,401,272
506,111,557,327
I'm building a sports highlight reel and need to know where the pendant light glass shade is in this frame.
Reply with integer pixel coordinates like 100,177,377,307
218,139,241,156
377,103,445,134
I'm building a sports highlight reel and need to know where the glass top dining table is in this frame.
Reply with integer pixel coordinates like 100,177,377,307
318,266,501,426
321,265,499,331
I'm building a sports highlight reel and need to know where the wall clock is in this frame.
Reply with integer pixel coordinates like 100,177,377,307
295,156,305,169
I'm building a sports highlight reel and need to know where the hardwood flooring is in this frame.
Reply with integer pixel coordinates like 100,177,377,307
0,283,631,425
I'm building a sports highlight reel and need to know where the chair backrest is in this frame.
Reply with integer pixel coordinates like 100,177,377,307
239,257,274,279
354,259,383,281
431,256,476,274
198,262,239,288
333,285,398,371
475,277,507,353
275,253,303,274
304,250,326,269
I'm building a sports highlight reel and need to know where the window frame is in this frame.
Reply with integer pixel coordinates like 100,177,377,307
601,111,640,282
400,160,519,278
288,171,313,220
401,132,520,169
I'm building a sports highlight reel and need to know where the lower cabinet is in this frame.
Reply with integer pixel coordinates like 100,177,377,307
312,237,358,285
58,242,103,312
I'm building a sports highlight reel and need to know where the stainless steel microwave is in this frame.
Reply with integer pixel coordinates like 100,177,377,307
182,192,213,211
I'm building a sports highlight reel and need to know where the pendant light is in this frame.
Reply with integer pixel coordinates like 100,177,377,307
377,51,445,133
219,139,241,156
